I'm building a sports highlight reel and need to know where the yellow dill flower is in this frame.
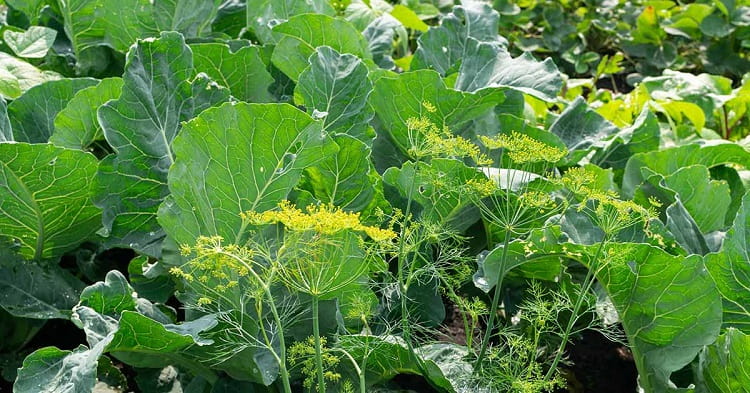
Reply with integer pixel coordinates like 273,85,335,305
464,178,497,198
519,190,555,210
243,201,396,242
560,167,597,195
480,132,567,164
422,100,437,113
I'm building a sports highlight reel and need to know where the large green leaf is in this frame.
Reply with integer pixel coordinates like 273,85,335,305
190,43,274,103
412,3,506,75
335,335,458,392
246,0,334,44
3,26,57,59
663,165,731,234
95,32,229,257
549,97,619,156
0,52,60,100
698,328,750,393
383,158,484,230
14,344,107,393
592,108,660,169
454,42,563,101
705,192,750,333
597,243,722,392
300,135,380,213
474,227,564,293
59,0,222,54
622,142,750,198
0,249,85,320
8,78,98,143
294,46,374,141
271,14,370,82
49,78,124,150
369,70,504,156
158,102,337,246
0,143,101,260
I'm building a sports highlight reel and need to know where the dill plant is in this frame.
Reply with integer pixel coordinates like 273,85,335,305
470,131,569,370
172,201,395,393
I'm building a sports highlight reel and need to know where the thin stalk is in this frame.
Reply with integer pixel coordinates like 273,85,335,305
474,231,511,370
543,240,607,381
311,296,325,393
266,289,292,393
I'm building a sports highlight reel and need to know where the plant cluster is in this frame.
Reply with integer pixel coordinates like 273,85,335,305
0,1,749,393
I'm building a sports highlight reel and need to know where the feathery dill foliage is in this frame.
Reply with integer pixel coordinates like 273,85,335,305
172,201,396,393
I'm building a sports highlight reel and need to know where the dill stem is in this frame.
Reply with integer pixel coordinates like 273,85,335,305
474,231,511,371
265,289,292,393
543,239,607,381
311,295,326,393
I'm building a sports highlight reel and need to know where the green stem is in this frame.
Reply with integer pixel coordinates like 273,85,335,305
543,240,607,381
474,231,511,371
312,296,325,393
265,288,293,393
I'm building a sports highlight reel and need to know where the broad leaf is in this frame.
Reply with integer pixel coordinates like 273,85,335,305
549,97,619,156
0,52,60,99
59,0,222,54
3,26,57,58
705,192,750,333
158,102,337,246
623,142,750,198
384,158,484,230
698,328,750,393
294,46,374,141
363,14,405,69
412,3,506,75
8,78,98,143
14,344,107,393
246,0,334,44
369,70,504,156
271,14,370,82
95,32,229,257
49,78,124,150
301,135,380,213
593,108,660,169
455,41,563,101
191,43,274,103
0,254,85,320
0,143,101,260
597,243,722,392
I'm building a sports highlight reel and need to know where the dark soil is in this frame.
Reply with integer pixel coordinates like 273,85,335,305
557,330,638,393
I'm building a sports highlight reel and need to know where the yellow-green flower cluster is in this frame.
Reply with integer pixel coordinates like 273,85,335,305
241,201,396,242
405,114,492,165
289,337,342,390
171,236,252,284
479,132,567,164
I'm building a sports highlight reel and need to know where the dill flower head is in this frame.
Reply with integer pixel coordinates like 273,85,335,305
404,115,492,164
241,201,396,242
479,132,567,164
